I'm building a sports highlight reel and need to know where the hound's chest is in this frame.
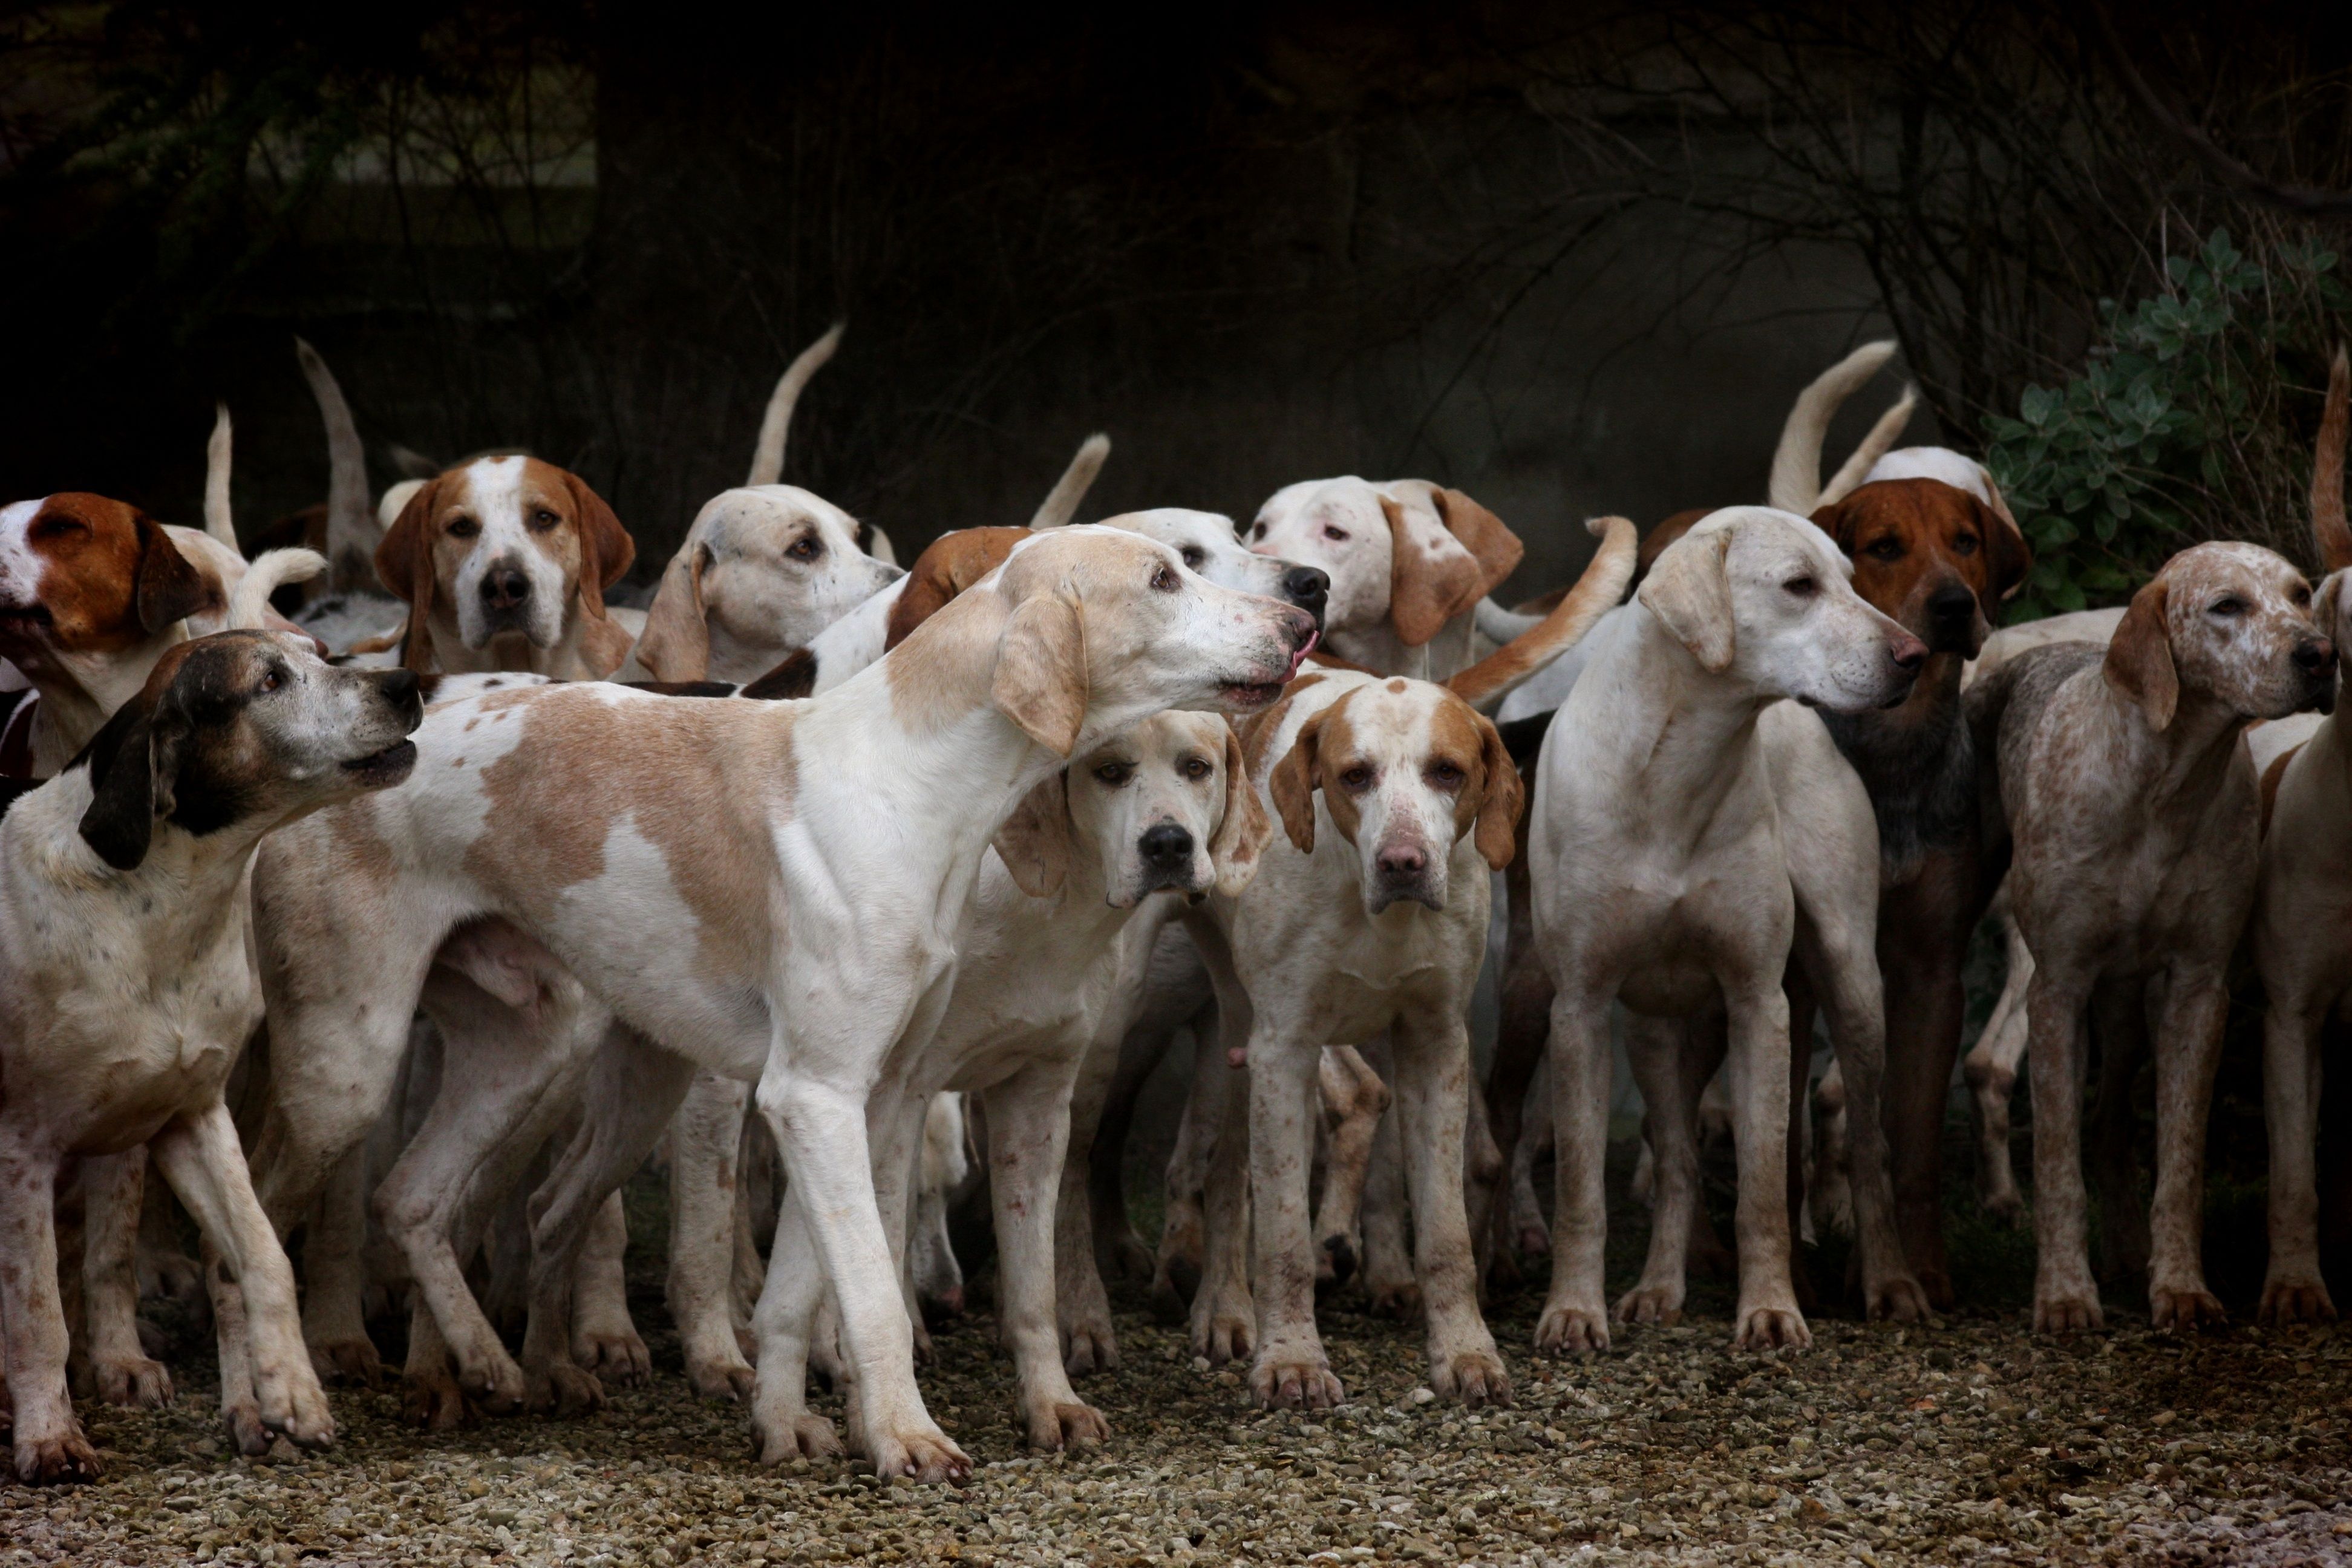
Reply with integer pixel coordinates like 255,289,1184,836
20,957,257,1145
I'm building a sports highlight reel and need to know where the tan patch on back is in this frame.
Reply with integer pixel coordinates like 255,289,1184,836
884,583,1007,736
464,690,791,983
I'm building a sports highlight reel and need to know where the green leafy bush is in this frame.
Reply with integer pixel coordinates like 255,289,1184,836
1984,228,2350,619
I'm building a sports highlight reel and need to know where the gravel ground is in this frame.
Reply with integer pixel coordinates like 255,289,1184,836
8,1166,2350,1567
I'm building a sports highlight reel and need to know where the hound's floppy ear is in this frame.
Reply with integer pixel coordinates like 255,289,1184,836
132,514,214,633
376,475,446,673
1468,708,1524,872
2104,574,2177,730
1268,709,1328,854
1432,488,1524,599
560,470,636,621
991,587,1087,756
635,539,713,681
1978,487,2033,603
76,691,189,871
2317,568,2351,641
1382,494,1486,647
992,771,1074,897
1638,525,1737,673
1808,497,1858,557
1209,719,1273,897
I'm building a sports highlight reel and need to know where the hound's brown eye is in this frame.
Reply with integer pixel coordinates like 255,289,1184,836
787,536,822,561
1784,577,1818,598
30,514,87,541
1181,756,1213,781
1181,546,1206,568
448,516,481,539
2210,597,2246,617
529,508,560,531
1151,565,1180,592
1339,765,1374,791
1094,762,1133,786
1252,522,1268,539
2293,584,2313,606
1952,534,1979,555
1324,526,1350,542
259,670,281,693
1867,538,1902,560
1427,760,1465,788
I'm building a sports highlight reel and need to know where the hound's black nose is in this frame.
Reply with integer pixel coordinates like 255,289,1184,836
1139,822,1195,872
1282,566,1330,622
380,668,422,708
1928,583,1977,624
481,567,531,610
2294,637,2336,674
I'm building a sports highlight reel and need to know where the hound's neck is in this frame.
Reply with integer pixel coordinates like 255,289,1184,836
1589,606,1771,831
2095,683,2252,809
33,777,264,950
11,637,184,774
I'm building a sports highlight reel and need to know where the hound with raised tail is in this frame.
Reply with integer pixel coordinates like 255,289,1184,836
237,527,1316,1480
0,586,422,1483
1971,541,2334,1331
1530,507,1930,1354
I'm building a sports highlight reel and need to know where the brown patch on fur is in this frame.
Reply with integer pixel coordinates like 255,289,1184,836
1270,691,1369,854
1209,718,1272,896
2105,575,2178,730
1448,515,1638,707
464,688,792,984
373,459,636,676
2,494,215,656
884,583,1010,737
1238,674,1325,779
1427,694,1526,870
1430,488,1523,597
1380,497,1486,647
1632,509,1714,588
885,527,1028,650
1811,477,2031,644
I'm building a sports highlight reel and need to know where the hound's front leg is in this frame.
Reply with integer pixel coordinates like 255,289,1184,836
1391,1007,1508,1406
1535,986,1615,1353
151,1102,336,1452
2026,969,2101,1333
0,1137,96,1484
668,1070,758,1399
1720,984,1807,1350
1057,1029,1123,1376
987,1056,1111,1451
749,1185,843,1465
759,1067,969,1483
1616,1014,1705,1327
1809,921,1930,1323
301,1142,382,1387
2147,971,2232,1332
80,1148,174,1410
1245,1022,1340,1410
2259,998,2336,1325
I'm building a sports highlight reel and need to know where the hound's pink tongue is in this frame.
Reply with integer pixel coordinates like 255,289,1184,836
1227,1045,1249,1068
1284,630,1320,681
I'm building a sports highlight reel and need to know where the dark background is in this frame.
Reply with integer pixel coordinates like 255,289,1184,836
0,2,2346,595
